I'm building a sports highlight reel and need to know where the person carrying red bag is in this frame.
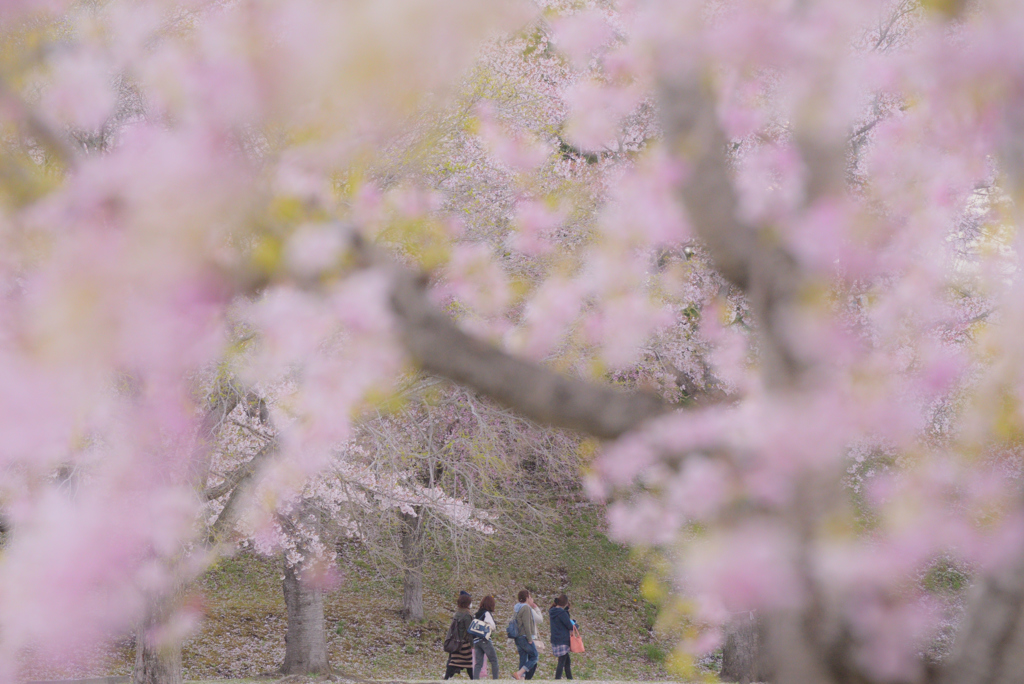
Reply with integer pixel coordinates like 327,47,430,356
548,594,576,680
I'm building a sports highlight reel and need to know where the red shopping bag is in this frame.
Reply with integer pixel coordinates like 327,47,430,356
570,626,585,653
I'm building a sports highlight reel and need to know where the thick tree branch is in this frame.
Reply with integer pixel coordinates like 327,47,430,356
386,264,669,439
207,439,278,543
656,71,865,684
199,377,277,542
202,440,274,502
657,73,807,389
657,74,757,291
797,132,848,207
262,229,672,441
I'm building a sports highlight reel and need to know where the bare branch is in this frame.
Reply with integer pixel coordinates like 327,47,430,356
229,418,275,443
199,378,279,541
873,0,918,52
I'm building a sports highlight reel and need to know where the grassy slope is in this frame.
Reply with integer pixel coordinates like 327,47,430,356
26,504,681,681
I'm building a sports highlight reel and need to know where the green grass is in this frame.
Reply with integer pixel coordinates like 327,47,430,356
642,644,667,664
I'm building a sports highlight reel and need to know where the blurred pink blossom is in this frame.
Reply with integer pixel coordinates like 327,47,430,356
550,11,615,69
509,199,566,255
686,521,803,612
562,79,643,152
41,50,116,131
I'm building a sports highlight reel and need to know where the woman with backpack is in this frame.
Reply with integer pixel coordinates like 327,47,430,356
549,594,574,680
443,592,475,679
471,595,499,679
511,589,540,680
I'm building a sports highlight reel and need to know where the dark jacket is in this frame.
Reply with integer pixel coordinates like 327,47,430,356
454,608,473,641
447,609,474,667
549,606,573,647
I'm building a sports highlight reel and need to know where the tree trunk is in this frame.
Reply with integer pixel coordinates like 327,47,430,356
133,599,183,684
281,558,330,674
720,612,772,684
400,509,426,621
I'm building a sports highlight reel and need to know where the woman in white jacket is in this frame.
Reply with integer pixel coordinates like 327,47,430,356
472,595,499,679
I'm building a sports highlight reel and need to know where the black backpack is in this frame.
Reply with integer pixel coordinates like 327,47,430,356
443,617,463,653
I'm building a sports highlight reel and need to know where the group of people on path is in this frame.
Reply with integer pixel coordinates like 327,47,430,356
444,589,578,680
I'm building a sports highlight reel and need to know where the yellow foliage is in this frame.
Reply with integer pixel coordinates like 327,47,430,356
362,384,411,417
665,650,698,680
576,438,599,464
920,0,967,18
994,391,1023,442
250,235,283,277
641,573,667,603
268,196,310,224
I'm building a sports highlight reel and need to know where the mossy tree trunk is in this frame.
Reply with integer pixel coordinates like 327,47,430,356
400,508,426,620
720,611,772,684
281,557,331,674
133,598,183,684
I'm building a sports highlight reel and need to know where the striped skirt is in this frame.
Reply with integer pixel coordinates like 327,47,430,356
447,639,473,668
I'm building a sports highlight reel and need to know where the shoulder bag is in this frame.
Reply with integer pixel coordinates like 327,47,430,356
570,625,585,653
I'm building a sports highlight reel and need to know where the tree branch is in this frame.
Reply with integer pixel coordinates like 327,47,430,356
657,72,807,389
199,378,278,542
656,70,863,684
657,74,758,291
385,262,669,440
202,440,274,502
207,438,278,542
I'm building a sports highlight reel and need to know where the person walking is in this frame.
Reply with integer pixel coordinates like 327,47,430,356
548,594,574,680
444,592,475,679
525,592,544,679
512,590,539,680
471,595,499,679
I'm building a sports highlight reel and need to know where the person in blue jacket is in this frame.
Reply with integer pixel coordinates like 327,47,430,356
548,594,574,680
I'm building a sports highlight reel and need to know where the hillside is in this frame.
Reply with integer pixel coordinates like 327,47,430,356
26,503,686,681
187,502,679,680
